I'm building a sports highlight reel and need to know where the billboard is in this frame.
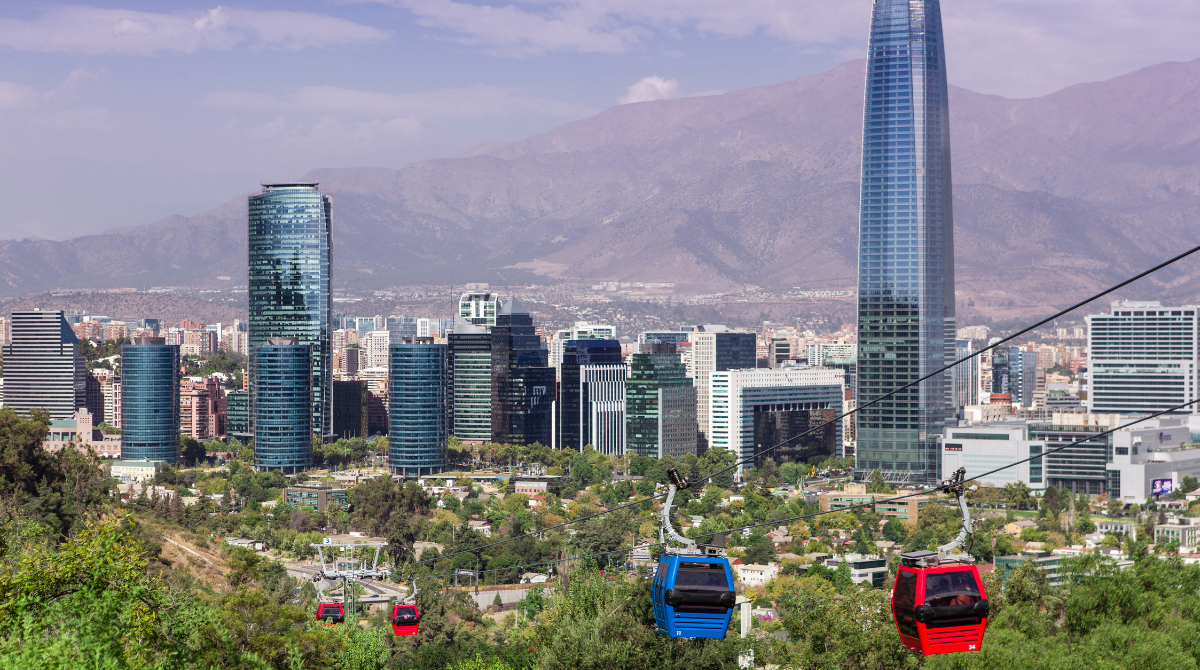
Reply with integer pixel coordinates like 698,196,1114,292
1152,478,1174,496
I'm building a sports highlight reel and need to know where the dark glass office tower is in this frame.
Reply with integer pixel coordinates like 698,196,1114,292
248,183,332,442
855,0,955,486
558,338,623,451
626,343,696,459
1,310,84,419
491,299,555,446
121,337,181,461
389,339,447,478
254,338,312,472
226,390,250,436
448,321,493,442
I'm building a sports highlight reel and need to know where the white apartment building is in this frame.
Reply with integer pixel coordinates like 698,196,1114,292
459,292,497,328
708,366,844,472
805,342,855,367
1087,301,1199,415
360,330,391,369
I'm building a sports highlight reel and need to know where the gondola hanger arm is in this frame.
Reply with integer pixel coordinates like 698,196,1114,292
936,467,976,559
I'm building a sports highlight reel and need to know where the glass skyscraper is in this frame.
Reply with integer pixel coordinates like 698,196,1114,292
557,338,622,452
254,339,312,472
448,322,493,442
389,340,447,478
855,0,955,486
248,183,332,443
121,337,180,461
626,343,696,459
491,299,555,446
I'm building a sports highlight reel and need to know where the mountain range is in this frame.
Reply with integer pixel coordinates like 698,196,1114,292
3,57,1200,317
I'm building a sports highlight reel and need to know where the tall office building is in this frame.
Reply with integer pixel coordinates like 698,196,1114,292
951,340,980,410
855,0,956,485
386,317,418,341
709,367,845,474
248,182,332,442
121,337,181,461
1087,301,1200,415
1,310,84,419
690,330,757,452
626,343,697,459
332,379,368,439
459,291,498,328
389,339,447,478
1009,347,1036,407
448,320,493,442
491,299,555,445
226,390,250,436
254,338,313,472
558,338,624,452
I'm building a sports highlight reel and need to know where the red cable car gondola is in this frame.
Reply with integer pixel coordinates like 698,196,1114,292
890,468,990,656
392,577,421,636
391,603,421,636
315,602,345,624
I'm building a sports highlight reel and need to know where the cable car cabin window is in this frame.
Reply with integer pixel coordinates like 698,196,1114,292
893,570,919,638
673,562,732,614
924,570,983,629
394,606,417,622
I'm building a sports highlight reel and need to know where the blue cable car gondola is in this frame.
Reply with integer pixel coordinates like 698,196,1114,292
651,469,736,639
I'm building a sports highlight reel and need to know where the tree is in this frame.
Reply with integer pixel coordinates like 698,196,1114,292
866,470,893,494
493,592,503,607
882,517,907,542
180,434,206,466
349,477,430,565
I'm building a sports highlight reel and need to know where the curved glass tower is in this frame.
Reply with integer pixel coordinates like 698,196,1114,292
255,339,313,472
121,337,180,461
248,183,332,448
389,341,447,479
855,0,955,486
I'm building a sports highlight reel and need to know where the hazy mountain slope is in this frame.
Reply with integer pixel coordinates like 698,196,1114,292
4,58,1200,311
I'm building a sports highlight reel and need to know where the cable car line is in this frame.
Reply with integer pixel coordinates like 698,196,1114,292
392,241,1200,575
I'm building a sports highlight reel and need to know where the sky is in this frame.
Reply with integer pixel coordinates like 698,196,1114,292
1,0,1198,241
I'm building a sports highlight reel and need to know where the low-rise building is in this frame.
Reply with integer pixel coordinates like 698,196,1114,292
42,408,121,458
733,561,779,587
994,550,1062,585
1154,518,1200,548
285,480,350,512
824,553,889,588
468,519,492,536
1003,519,1037,535
111,458,164,484
819,484,929,527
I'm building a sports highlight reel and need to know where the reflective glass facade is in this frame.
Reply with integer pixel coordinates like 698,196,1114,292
226,390,249,435
626,348,695,459
389,343,447,478
491,300,555,446
121,341,180,461
856,0,955,486
558,339,622,451
448,330,492,441
255,344,313,472
248,183,332,438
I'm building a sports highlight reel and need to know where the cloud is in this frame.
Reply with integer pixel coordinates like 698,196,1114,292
0,6,388,55
619,76,679,104
0,81,35,108
371,0,863,56
364,0,1200,97
203,84,593,120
